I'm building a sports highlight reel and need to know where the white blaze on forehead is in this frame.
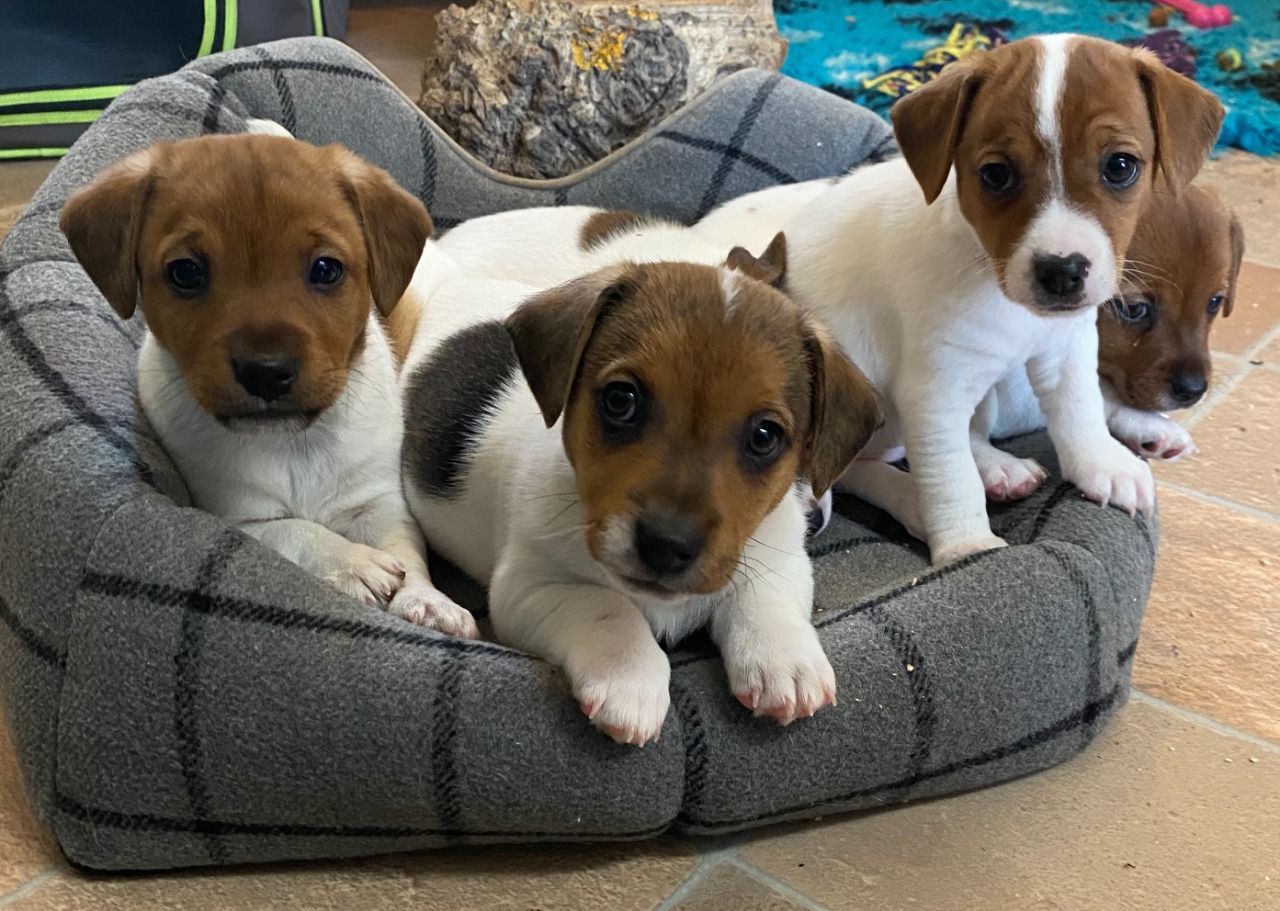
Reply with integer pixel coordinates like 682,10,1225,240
719,266,741,311
1034,34,1072,199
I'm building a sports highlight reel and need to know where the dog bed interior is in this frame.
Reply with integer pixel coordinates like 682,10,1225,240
0,38,1154,871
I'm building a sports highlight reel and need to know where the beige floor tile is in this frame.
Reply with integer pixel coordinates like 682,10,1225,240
1210,261,1280,356
346,3,444,99
1198,150,1280,268
0,159,55,211
1258,331,1280,368
0,713,61,896
741,701,1280,911
8,839,697,911
673,864,807,911
1158,368,1280,513
1136,488,1280,742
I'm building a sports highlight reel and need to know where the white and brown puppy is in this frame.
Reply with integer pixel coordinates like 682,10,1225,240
843,184,1245,539
698,183,1242,516
720,35,1221,562
61,134,477,637
400,247,882,746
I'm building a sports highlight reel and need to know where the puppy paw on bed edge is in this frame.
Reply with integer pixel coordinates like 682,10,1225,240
1063,443,1157,517
388,581,479,639
929,534,1008,566
726,630,837,726
573,655,672,747
325,544,406,608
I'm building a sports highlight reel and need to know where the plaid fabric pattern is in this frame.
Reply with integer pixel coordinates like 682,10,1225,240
0,38,1152,871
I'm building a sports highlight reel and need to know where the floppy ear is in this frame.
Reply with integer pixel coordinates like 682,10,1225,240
800,318,884,496
505,269,630,428
725,231,787,288
1136,52,1224,192
891,60,984,204
59,149,156,319
338,150,433,317
1224,211,1245,318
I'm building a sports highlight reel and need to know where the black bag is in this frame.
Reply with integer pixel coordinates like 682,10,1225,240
0,0,350,159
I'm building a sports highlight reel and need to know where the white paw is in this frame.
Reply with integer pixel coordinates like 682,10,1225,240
1112,412,1197,462
325,544,405,607
387,578,479,639
573,650,671,747
930,533,1007,566
976,450,1047,502
1064,442,1156,517
725,626,836,726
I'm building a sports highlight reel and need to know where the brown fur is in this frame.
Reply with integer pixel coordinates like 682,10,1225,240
507,262,881,596
892,36,1223,303
1099,185,1243,410
726,232,788,288
60,134,431,419
578,210,672,250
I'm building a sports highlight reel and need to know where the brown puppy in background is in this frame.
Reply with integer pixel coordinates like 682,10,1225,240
61,134,477,636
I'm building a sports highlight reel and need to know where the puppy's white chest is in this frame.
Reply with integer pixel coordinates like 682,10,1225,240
139,335,400,530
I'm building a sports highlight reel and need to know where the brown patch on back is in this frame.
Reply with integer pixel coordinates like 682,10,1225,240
1099,185,1241,410
507,262,881,596
60,134,431,419
578,210,670,250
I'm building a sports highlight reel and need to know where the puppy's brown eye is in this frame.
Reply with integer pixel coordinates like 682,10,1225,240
1207,295,1226,316
743,416,786,468
978,162,1018,194
1102,153,1141,190
308,257,344,286
165,258,206,294
599,380,642,434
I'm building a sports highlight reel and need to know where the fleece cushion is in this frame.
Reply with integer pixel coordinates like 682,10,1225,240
0,37,1153,871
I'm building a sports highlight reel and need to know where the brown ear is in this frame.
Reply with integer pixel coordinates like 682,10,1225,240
1224,211,1245,318
338,150,433,317
59,149,156,319
725,232,787,288
800,318,884,496
891,60,983,204
1136,53,1224,192
505,269,630,428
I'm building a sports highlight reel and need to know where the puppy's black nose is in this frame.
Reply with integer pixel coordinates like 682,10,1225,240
231,357,298,402
1169,372,1208,406
1033,253,1090,300
635,515,704,577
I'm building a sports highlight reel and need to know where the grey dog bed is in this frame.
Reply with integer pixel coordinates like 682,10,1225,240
0,38,1154,871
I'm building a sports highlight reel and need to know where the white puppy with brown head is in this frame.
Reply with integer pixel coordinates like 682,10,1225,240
740,35,1221,563
60,135,477,637
400,246,882,746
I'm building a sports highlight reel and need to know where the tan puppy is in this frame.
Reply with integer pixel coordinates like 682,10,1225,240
61,135,477,636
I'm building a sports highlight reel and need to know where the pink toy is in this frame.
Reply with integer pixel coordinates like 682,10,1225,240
1160,0,1233,29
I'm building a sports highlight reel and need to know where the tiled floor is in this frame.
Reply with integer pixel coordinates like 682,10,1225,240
2,4,1279,909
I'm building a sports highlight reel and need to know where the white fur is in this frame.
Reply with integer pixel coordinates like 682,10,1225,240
695,167,1151,561
400,244,836,746
1035,34,1071,198
139,314,477,637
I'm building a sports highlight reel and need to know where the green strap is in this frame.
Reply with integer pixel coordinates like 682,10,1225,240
197,0,218,57
0,147,71,159
0,110,102,128
311,0,325,36
223,0,238,51
0,85,130,109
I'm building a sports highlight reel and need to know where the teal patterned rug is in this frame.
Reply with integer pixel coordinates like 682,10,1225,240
775,0,1280,155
